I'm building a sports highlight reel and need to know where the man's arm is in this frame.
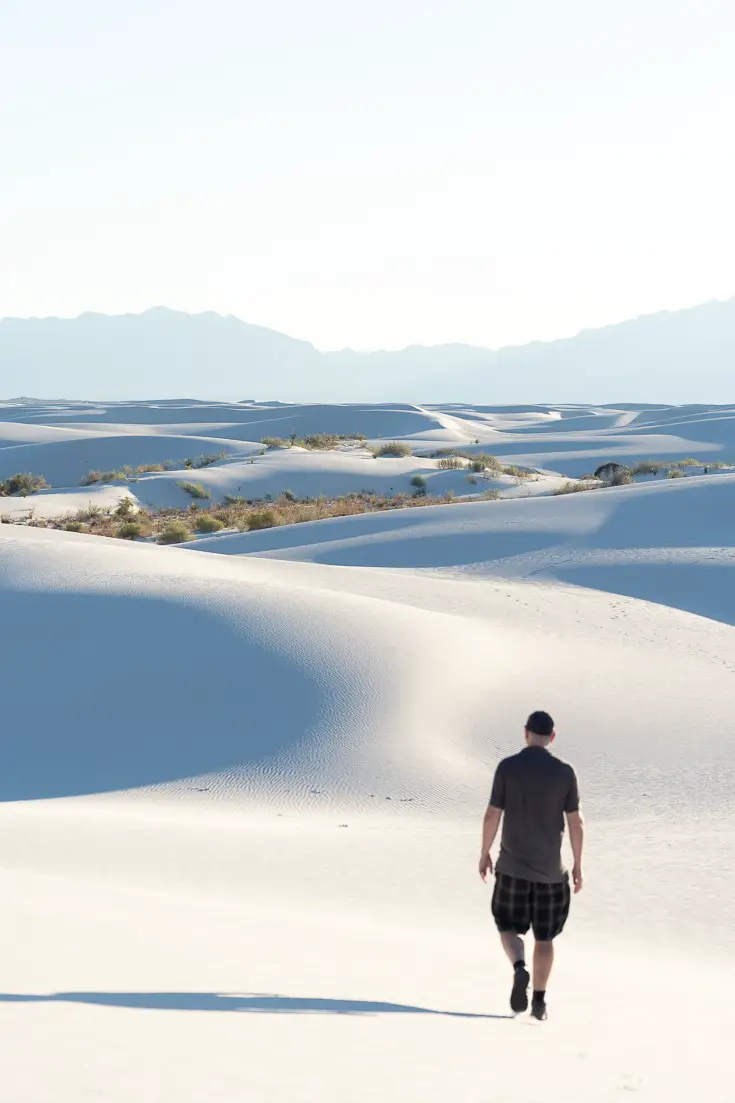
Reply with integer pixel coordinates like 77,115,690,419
479,805,502,881
567,809,584,893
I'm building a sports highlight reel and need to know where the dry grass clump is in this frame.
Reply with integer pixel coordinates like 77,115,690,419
502,464,533,478
117,521,144,539
552,481,600,495
373,442,412,458
194,515,225,534
80,455,222,486
262,433,367,451
157,522,190,544
436,456,464,470
184,452,226,468
0,472,49,496
179,481,211,499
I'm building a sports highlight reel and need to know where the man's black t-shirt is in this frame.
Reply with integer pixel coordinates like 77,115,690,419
489,746,580,883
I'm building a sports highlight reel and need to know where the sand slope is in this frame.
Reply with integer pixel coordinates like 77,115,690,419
2,401,735,1101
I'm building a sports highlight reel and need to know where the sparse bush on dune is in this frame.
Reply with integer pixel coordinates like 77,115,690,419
117,521,144,539
482,489,501,500
280,489,297,502
502,464,533,479
410,474,427,496
373,442,412,458
436,456,464,470
115,498,136,518
630,460,667,476
301,433,340,450
186,452,226,468
63,520,86,532
668,468,685,478
262,433,365,451
157,522,190,544
194,515,225,533
553,481,600,495
0,472,49,496
179,481,211,500
245,509,278,531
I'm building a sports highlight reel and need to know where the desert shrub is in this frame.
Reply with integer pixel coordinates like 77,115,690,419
64,520,85,532
373,442,412,458
668,468,685,478
410,474,427,489
482,489,501,500
157,523,190,544
443,490,456,502
117,521,143,539
194,515,224,533
280,489,297,502
466,475,478,485
502,465,531,478
0,472,49,496
301,434,340,450
179,481,211,500
611,471,632,485
70,504,107,522
261,437,290,449
470,453,501,471
630,460,666,476
673,457,701,467
553,481,598,495
189,452,226,468
436,456,464,470
115,498,135,518
80,471,102,486
246,509,278,531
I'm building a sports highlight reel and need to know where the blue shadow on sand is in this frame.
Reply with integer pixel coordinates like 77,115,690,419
0,992,511,1018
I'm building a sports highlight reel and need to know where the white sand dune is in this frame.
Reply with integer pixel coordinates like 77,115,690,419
0,432,248,488
192,473,735,621
2,400,735,1101
129,450,567,511
0,482,137,520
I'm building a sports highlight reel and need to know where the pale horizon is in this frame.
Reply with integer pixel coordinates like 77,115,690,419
2,0,734,361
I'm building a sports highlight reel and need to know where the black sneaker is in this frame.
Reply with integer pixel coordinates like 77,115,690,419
510,966,530,1013
530,998,547,1021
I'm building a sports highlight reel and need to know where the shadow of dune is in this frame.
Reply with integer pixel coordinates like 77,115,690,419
0,991,511,1018
0,590,325,801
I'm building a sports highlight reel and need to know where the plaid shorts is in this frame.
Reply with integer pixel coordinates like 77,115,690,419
491,873,571,941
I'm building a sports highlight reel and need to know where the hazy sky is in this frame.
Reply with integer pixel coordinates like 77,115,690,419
2,0,733,350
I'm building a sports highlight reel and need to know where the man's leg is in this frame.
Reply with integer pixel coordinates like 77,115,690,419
500,931,525,967
530,940,554,1020
492,875,531,1012
533,939,554,990
500,931,530,1012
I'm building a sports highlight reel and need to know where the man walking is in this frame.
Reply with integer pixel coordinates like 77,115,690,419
479,711,584,1021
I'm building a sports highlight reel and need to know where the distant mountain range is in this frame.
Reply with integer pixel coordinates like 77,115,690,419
1,300,734,403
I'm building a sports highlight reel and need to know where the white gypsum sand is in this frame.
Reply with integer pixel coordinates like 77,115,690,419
0,399,734,1102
